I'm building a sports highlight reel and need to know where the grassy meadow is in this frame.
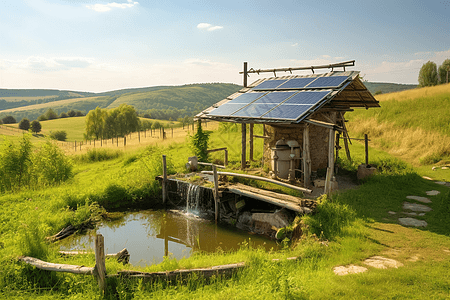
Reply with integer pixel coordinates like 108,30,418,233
347,82,450,167
0,94,449,298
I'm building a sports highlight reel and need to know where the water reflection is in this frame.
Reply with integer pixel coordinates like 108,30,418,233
60,210,279,267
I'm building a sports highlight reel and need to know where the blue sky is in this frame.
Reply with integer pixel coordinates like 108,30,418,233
1,0,449,92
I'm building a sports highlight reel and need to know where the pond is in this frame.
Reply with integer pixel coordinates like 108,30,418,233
60,210,279,267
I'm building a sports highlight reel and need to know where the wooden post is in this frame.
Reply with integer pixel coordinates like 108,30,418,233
224,149,228,166
138,131,140,143
302,126,311,187
213,165,219,224
80,142,82,151
343,131,352,162
162,155,167,205
243,62,248,88
364,134,369,165
172,128,173,138
336,132,340,161
249,123,254,161
124,136,126,146
94,139,95,147
74,141,77,152
324,129,336,195
241,123,246,170
94,234,106,295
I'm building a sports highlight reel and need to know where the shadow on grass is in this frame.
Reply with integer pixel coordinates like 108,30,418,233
334,172,450,237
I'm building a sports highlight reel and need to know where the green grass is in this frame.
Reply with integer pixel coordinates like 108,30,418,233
1,125,450,299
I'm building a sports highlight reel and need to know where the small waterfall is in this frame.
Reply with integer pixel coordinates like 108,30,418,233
176,180,202,215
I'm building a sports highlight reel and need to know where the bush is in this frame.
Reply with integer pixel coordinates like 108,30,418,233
45,108,58,120
74,148,123,163
18,118,30,131
2,115,16,124
59,112,68,118
32,140,73,185
190,121,210,162
67,110,76,117
49,130,67,141
30,120,41,134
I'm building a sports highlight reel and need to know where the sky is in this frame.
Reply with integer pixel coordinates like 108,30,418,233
0,0,449,92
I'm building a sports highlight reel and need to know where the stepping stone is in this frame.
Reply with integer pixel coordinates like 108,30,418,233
333,265,368,276
422,176,433,180
399,217,428,227
418,213,425,216
406,196,431,203
388,211,397,215
363,256,403,269
403,202,432,212
403,212,417,216
435,181,450,187
426,190,440,196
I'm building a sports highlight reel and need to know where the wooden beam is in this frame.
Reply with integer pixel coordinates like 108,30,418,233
162,155,167,205
94,234,106,295
213,165,219,224
201,171,312,194
241,123,246,170
249,123,254,161
302,125,311,187
324,129,336,195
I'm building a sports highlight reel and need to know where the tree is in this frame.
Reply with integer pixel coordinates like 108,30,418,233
67,110,76,117
190,120,210,162
75,111,84,117
85,107,106,139
418,61,438,87
18,118,30,131
45,108,58,120
49,130,67,141
2,115,16,124
30,120,42,134
59,112,68,118
438,59,450,84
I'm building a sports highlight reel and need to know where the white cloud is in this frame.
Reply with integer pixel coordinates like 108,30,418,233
1,56,94,73
86,0,139,12
197,23,223,31
291,43,298,47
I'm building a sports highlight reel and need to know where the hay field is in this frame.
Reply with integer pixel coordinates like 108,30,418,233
0,96,101,113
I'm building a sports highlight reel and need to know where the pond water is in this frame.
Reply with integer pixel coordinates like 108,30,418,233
60,210,279,267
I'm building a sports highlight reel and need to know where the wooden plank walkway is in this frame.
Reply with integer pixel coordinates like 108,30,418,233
225,183,315,214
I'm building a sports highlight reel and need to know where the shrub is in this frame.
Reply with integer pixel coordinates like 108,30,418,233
67,109,76,117
49,130,67,141
74,148,123,163
30,120,41,134
59,112,68,118
18,118,30,131
32,140,73,185
2,115,16,124
190,120,210,162
45,108,58,120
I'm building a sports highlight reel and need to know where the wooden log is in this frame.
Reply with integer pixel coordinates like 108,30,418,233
19,256,94,275
94,234,106,294
112,262,246,282
47,224,76,241
201,171,312,194
59,248,130,264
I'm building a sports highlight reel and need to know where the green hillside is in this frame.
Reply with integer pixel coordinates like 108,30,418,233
363,82,417,94
346,83,450,166
0,83,241,122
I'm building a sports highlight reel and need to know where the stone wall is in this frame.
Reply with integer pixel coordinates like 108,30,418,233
263,111,338,174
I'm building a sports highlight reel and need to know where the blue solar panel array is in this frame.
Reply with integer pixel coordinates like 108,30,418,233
252,75,349,91
208,75,345,121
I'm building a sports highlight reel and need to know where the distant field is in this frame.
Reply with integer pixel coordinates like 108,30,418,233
0,96,102,113
0,95,59,102
375,82,450,102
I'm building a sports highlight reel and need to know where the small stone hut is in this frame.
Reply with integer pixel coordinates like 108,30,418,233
196,61,380,193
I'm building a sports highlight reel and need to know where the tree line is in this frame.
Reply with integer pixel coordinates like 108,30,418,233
418,59,450,87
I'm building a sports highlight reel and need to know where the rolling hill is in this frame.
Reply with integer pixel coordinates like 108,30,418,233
0,83,241,122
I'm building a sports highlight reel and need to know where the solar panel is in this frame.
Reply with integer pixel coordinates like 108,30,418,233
232,103,278,118
262,104,312,120
252,79,287,90
228,92,266,104
283,91,331,105
208,103,248,116
306,76,348,88
277,77,316,89
254,91,297,104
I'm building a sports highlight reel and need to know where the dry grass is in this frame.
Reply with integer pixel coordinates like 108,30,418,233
376,82,450,102
0,95,59,102
347,117,450,166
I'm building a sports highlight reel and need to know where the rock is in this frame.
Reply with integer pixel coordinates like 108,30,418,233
422,176,433,180
398,217,428,227
388,211,397,215
333,265,367,276
432,166,437,171
402,202,432,212
403,212,417,216
406,196,432,203
357,164,377,180
442,167,449,170
435,181,448,185
426,190,440,196
363,256,403,269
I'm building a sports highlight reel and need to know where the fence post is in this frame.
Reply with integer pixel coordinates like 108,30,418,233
94,234,106,295
213,165,219,224
162,155,167,205
124,136,126,146
365,134,369,166
74,141,77,152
